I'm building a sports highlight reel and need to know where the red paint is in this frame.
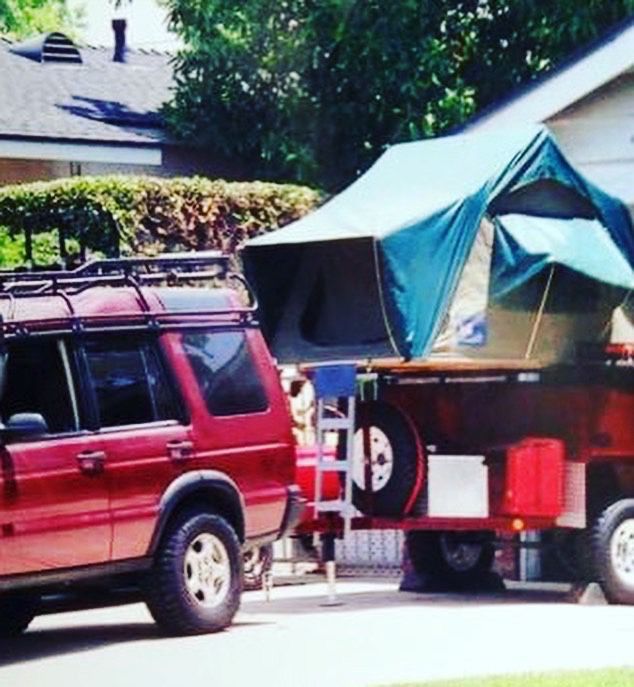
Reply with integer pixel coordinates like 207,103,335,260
102,422,194,560
295,445,339,522
295,357,634,536
0,437,110,576
502,438,565,518
0,286,296,580
164,330,296,539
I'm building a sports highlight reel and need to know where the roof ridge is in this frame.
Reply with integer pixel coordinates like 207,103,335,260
1,35,174,56
78,41,175,56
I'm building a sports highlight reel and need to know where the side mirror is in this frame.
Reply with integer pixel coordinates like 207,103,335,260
0,413,49,441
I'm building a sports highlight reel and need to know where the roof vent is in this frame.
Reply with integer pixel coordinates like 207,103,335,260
10,32,82,64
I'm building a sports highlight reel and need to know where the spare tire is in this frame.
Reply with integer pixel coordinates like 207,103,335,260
345,401,424,517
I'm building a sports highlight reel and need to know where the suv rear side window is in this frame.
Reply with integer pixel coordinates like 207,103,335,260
182,331,269,416
83,337,178,428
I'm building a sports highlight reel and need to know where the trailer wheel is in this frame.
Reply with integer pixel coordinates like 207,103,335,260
406,530,495,586
347,402,423,517
589,498,634,604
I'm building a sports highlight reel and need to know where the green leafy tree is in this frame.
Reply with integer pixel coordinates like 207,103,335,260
162,2,633,189
0,0,82,39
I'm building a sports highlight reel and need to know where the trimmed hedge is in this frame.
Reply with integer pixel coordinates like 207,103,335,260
0,175,321,265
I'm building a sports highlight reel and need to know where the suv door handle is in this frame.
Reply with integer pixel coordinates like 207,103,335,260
76,450,107,475
167,440,194,461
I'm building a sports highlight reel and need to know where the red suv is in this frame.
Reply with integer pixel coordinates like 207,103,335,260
0,254,301,636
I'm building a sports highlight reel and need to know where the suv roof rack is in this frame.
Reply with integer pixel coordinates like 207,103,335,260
0,252,258,339
0,252,231,293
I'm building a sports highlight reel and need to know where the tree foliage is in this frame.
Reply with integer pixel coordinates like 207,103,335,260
0,0,81,39
0,175,320,266
162,0,634,190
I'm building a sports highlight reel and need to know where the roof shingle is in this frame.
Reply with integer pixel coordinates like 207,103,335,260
0,38,173,146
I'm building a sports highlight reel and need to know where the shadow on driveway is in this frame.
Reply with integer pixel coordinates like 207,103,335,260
0,622,161,666
0,617,273,667
0,582,575,668
241,583,572,616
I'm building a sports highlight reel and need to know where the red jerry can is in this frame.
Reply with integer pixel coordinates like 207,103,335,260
502,438,565,518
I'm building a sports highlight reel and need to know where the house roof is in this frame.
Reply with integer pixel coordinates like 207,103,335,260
464,16,634,131
0,35,173,149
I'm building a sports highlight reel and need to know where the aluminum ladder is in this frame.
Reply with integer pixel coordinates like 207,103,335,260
311,364,358,537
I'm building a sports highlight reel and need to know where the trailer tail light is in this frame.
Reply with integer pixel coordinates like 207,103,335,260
512,518,525,532
604,343,634,359
581,343,634,365
502,438,565,518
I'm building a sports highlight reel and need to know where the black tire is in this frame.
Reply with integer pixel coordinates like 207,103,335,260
406,530,495,586
346,401,423,517
243,544,274,591
587,498,634,604
145,511,243,635
0,593,37,637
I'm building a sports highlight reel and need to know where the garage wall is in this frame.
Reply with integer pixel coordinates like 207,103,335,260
547,71,634,218
0,157,69,185
0,145,246,188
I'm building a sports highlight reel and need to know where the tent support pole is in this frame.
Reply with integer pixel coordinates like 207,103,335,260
372,239,401,358
525,264,555,359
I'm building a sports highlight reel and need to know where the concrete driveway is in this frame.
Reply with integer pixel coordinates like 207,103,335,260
1,578,634,687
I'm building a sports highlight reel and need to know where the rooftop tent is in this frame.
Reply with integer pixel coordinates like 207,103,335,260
492,214,634,296
439,214,634,361
243,125,634,363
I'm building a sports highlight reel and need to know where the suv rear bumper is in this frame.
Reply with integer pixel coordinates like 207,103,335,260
279,485,307,539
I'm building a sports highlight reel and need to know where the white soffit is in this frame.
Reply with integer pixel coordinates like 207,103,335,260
0,138,162,165
467,21,634,131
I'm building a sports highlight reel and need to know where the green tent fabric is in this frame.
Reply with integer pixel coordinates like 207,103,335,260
244,125,634,362
492,214,634,299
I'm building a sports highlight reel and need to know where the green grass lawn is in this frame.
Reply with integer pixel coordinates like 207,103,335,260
385,668,634,687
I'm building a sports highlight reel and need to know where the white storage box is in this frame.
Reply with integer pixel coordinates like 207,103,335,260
427,454,489,518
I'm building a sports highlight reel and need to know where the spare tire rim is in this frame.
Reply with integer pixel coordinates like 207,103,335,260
610,518,634,587
184,533,231,608
440,535,483,572
352,426,394,492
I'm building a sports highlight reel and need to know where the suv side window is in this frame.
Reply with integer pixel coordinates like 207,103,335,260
83,336,178,428
182,331,269,416
1,338,77,434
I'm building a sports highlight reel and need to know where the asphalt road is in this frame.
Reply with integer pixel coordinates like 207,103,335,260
2,579,634,687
